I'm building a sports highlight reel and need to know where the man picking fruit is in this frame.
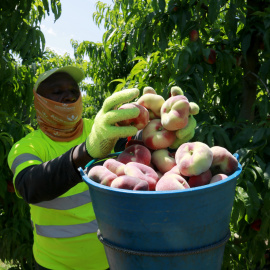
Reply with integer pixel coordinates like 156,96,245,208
8,66,140,270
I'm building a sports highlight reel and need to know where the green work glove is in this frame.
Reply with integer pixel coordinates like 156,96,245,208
86,88,140,158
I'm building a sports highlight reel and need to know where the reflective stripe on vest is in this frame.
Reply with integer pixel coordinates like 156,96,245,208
35,219,98,238
32,190,91,210
11,153,43,174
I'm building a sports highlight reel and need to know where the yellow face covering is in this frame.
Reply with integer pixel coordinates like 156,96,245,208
33,90,84,142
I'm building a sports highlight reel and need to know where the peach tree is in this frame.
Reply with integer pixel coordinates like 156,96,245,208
74,0,270,268
0,1,64,269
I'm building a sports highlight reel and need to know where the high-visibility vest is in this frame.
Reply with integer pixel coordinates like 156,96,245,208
8,118,109,270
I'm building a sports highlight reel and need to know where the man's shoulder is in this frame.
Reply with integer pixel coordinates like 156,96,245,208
82,118,94,125
9,129,49,156
19,129,48,142
82,118,94,132
7,129,46,169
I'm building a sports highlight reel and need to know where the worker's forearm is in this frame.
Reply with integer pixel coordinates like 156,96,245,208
15,143,91,204
15,137,130,204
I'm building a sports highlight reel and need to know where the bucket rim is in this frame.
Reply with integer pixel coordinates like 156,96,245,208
79,153,242,196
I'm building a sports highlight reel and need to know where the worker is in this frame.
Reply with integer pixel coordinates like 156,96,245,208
8,66,140,270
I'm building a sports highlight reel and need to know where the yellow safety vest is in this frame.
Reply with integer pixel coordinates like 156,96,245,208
8,118,109,270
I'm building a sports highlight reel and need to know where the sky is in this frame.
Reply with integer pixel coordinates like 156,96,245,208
41,0,113,57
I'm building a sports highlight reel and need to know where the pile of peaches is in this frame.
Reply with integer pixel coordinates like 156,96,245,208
87,86,239,191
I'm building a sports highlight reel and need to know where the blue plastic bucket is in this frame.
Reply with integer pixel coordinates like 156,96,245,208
79,153,242,270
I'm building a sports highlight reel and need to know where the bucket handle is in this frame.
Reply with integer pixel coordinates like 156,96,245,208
97,229,231,257
84,152,122,169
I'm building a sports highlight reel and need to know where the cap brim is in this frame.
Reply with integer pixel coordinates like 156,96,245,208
34,66,85,91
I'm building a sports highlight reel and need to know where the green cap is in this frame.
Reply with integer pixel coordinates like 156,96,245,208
34,66,85,91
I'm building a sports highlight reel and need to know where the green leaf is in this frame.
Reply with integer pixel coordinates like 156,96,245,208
207,129,215,147
260,59,270,81
11,25,27,51
127,29,136,59
231,198,246,226
178,50,189,72
152,0,158,12
241,33,251,59
264,28,270,50
236,186,249,206
0,37,3,57
245,167,257,182
129,61,147,77
0,142,5,164
193,73,204,96
208,0,219,24
186,83,200,101
259,95,269,119
261,191,270,212
224,3,237,38
103,42,111,61
51,0,62,22
264,163,270,189
246,180,261,219
173,52,181,69
0,173,7,199
232,126,254,149
158,0,166,12
219,129,233,151
202,48,211,60
254,155,265,171
42,0,49,14
159,26,168,51
179,9,187,37
252,128,266,144
38,29,46,51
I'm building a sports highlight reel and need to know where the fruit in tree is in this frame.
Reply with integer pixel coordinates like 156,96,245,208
7,180,15,193
156,173,190,191
250,219,262,232
117,144,152,166
188,169,212,188
124,162,159,191
151,149,176,174
88,165,118,186
175,141,213,176
111,175,149,191
142,119,177,150
235,55,242,67
172,6,179,12
210,146,238,175
189,30,199,42
204,49,217,64
103,159,126,176
160,95,190,131
117,103,149,130
184,64,191,73
210,173,228,184
137,93,165,119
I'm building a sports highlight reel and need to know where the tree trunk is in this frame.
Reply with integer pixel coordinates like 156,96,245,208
238,1,263,122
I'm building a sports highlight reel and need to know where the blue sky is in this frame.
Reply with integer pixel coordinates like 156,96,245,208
41,0,113,57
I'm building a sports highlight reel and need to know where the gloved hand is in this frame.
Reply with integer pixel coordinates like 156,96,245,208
86,88,140,158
